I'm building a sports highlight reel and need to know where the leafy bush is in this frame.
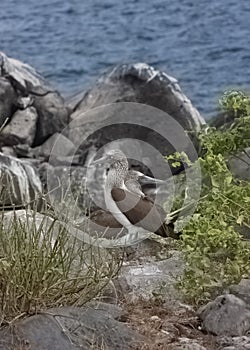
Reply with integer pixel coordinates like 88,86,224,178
219,90,250,117
0,209,121,323
169,90,250,303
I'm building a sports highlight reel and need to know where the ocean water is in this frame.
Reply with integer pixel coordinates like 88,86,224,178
0,0,250,118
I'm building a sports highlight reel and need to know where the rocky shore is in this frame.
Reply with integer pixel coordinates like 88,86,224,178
0,51,249,350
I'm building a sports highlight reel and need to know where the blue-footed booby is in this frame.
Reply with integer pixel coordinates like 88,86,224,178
91,149,177,238
90,169,164,228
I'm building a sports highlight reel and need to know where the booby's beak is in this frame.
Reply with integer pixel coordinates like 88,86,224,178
138,174,166,186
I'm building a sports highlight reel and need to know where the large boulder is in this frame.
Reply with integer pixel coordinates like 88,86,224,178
0,51,69,146
69,63,205,131
0,304,144,350
0,152,42,206
67,63,205,166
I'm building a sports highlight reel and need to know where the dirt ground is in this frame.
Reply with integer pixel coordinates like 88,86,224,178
122,299,218,350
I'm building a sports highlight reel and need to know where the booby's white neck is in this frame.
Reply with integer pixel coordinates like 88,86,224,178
104,159,136,230
105,160,128,190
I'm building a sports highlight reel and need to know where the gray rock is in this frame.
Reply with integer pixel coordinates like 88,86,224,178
13,143,37,158
228,279,250,307
0,51,69,145
70,63,205,131
0,152,42,206
86,301,127,320
39,161,105,214
209,111,235,129
218,336,250,350
47,154,81,166
33,91,69,144
0,51,49,91
116,250,184,301
0,314,73,350
66,89,86,112
0,304,144,350
0,145,16,157
67,63,205,167
33,133,76,159
39,163,90,212
228,147,250,181
0,106,38,146
0,77,17,127
171,337,207,350
2,209,63,248
16,95,34,109
123,237,165,261
198,294,250,336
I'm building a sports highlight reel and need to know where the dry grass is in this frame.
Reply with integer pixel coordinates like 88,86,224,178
0,208,122,324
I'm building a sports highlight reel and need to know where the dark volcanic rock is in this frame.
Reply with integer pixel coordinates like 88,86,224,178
198,294,250,336
0,77,17,127
0,51,69,146
32,91,69,145
0,304,144,350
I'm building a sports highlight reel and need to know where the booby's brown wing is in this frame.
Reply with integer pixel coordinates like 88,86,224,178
111,187,168,237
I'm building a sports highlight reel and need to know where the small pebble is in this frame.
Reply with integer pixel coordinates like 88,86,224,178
150,315,161,321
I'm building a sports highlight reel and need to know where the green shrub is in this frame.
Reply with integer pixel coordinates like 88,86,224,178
168,90,250,303
219,90,250,117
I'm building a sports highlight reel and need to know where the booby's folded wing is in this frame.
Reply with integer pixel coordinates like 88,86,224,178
111,187,168,237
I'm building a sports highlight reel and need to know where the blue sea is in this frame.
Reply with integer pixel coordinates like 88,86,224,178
0,0,250,118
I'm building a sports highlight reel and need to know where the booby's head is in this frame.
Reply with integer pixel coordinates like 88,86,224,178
92,149,129,188
92,149,128,170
